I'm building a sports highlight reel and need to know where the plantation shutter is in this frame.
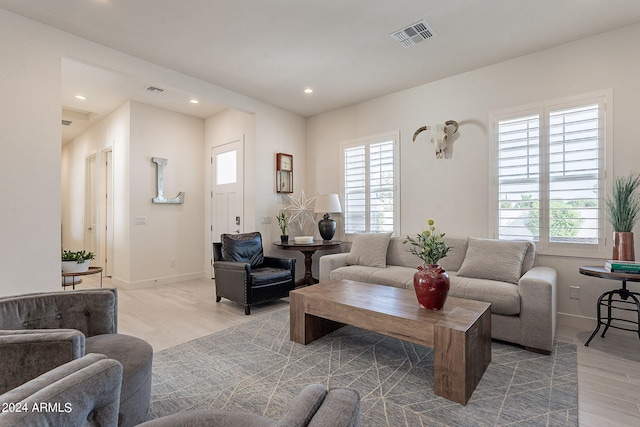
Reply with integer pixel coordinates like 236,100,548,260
548,104,600,244
343,138,397,234
497,114,541,240
344,145,366,233
496,98,604,248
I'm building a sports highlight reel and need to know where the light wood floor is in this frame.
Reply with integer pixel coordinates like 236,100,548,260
73,276,640,426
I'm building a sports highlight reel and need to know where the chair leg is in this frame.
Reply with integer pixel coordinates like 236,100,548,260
216,295,221,302
245,305,251,315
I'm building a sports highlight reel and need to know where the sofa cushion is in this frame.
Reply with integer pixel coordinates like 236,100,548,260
457,238,531,285
346,233,392,268
251,267,292,286
448,273,521,315
386,236,469,271
329,265,412,289
221,232,264,268
386,238,423,269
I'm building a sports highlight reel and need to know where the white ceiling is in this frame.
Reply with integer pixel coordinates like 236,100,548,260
3,0,640,143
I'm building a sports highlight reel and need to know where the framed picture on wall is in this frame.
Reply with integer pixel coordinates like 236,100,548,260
276,170,293,193
276,153,293,193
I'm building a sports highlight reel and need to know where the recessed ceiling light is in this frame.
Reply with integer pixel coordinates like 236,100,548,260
189,99,199,104
303,88,314,94
75,95,87,101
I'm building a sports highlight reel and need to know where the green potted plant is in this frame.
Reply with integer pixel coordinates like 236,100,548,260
61,249,95,273
607,173,640,261
276,211,289,243
404,218,452,310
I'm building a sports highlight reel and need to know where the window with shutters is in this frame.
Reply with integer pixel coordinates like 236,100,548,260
342,132,399,236
493,93,611,256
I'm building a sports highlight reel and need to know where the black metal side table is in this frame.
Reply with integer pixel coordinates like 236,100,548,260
579,266,640,346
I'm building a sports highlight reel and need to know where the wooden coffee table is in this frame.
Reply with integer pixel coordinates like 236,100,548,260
289,279,491,405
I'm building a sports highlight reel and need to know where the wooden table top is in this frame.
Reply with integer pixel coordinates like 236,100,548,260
273,241,341,250
291,279,490,333
61,266,103,277
579,266,640,282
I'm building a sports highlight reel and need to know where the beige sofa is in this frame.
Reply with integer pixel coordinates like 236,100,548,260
319,235,557,353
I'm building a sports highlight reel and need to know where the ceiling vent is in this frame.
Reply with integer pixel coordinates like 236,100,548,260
145,85,165,93
61,120,73,126
391,20,436,48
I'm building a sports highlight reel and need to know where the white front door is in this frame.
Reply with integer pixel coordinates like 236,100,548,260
211,139,244,274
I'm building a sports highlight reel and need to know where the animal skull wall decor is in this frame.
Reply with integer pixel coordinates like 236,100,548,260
412,120,459,159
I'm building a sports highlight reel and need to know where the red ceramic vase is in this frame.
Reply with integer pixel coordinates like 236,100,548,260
413,264,450,310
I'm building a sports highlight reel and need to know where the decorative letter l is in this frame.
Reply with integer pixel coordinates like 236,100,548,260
152,157,185,204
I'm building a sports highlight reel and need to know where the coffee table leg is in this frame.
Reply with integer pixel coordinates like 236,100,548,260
290,292,344,344
433,308,491,405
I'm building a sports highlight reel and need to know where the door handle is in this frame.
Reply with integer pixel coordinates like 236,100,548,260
234,229,240,233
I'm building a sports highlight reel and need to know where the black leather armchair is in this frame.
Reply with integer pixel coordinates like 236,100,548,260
213,232,296,315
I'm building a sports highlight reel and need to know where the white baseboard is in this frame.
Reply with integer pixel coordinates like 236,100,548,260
111,271,207,290
557,312,596,330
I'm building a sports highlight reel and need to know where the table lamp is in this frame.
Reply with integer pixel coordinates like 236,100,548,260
314,194,342,241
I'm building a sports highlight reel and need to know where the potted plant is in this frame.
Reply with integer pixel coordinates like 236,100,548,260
61,249,95,273
404,218,452,310
607,173,640,261
276,211,289,243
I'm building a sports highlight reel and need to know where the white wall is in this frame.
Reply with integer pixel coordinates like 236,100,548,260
0,11,63,295
127,102,205,286
0,9,307,296
306,23,640,328
254,105,308,247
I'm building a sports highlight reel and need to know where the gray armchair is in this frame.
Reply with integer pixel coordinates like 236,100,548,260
1,357,360,427
139,384,360,427
213,232,296,314
0,288,153,427
0,353,123,426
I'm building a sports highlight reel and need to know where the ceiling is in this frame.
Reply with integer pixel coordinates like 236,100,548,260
3,0,640,143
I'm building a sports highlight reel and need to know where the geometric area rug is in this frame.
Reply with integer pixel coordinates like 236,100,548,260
147,309,578,426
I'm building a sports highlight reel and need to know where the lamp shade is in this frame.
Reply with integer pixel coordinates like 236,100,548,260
314,194,342,213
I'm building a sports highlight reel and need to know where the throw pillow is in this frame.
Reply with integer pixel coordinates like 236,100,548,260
221,232,264,267
346,233,392,268
457,238,531,284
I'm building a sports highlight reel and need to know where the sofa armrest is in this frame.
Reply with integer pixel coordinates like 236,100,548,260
0,353,122,427
263,256,296,271
0,329,85,394
319,253,350,282
273,383,327,427
214,260,251,271
307,387,360,427
272,383,360,427
214,261,251,302
517,266,558,353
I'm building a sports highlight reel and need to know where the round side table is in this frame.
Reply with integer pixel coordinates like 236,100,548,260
61,266,103,289
579,266,640,346
274,241,342,287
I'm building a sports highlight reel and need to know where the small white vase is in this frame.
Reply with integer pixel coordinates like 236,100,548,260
61,259,91,274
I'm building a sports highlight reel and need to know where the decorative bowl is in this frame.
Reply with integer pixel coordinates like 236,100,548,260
294,236,313,244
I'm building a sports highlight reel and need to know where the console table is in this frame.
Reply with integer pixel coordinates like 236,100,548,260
61,266,103,290
273,241,341,287
579,266,640,346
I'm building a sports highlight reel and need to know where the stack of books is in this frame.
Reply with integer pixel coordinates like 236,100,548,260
604,260,640,273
